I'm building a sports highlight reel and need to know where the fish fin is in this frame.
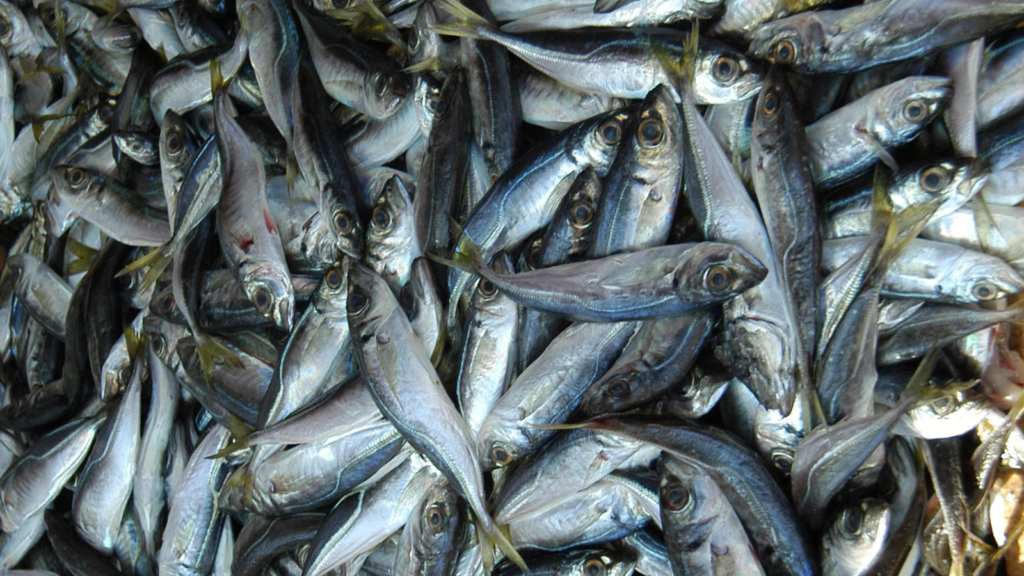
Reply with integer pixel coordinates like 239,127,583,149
972,192,1015,259
334,0,409,54
117,246,167,277
285,153,299,193
432,0,491,39
403,56,442,74
66,236,98,260
853,125,898,172
65,257,93,276
680,21,699,87
528,422,591,430
900,350,939,410
194,333,244,385
208,435,252,460
475,523,495,574
210,54,224,95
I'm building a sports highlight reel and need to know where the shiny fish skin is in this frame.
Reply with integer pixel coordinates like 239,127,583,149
2,1,1024,574
747,0,1024,75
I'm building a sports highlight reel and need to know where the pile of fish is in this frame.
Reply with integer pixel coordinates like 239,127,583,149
3,0,1024,573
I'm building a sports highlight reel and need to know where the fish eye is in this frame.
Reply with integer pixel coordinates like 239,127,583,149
570,200,594,226
583,558,607,576
605,377,630,399
930,396,955,416
399,284,416,311
771,450,793,471
118,364,133,386
712,56,739,84
66,167,87,189
159,294,175,314
527,243,544,270
252,286,273,313
761,90,780,116
842,507,863,534
637,118,664,147
0,17,11,40
772,39,796,65
478,279,497,297
118,271,136,290
903,99,928,123
373,72,393,97
99,105,115,124
409,28,421,52
704,265,732,294
661,483,690,511
972,281,998,301
425,504,446,528
325,268,343,290
348,287,370,315
152,334,166,356
333,210,355,236
598,119,622,145
918,165,949,193
371,205,392,230
166,132,183,154
490,445,514,467
42,6,58,25
130,139,144,153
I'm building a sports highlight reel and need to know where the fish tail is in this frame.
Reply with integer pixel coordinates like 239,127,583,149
475,519,528,573
195,333,243,385
432,0,492,39
138,252,173,292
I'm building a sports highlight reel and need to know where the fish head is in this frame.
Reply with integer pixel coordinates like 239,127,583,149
693,42,763,105
363,70,410,120
754,399,806,474
581,367,644,416
821,498,891,576
577,107,634,176
322,183,363,259
878,77,951,143
346,261,400,341
159,111,193,167
413,76,443,137
671,242,767,303
901,388,989,440
745,13,825,72
0,0,35,59
751,66,798,149
410,1,444,65
890,160,969,214
567,550,636,576
241,260,295,331
367,175,414,248
658,454,723,542
956,262,1024,303
475,415,527,472
312,258,350,314
630,85,685,166
415,478,462,547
